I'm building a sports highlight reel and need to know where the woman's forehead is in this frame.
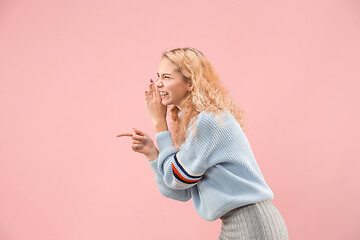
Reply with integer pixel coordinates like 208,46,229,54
158,64,179,75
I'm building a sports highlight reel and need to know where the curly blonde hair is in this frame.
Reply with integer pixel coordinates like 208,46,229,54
161,47,247,148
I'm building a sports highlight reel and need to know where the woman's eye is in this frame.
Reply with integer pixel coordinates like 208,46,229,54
156,76,169,80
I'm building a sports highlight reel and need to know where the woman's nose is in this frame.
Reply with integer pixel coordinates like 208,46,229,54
155,80,163,88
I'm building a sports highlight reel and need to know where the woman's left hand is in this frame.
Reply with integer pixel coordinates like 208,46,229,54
144,79,167,126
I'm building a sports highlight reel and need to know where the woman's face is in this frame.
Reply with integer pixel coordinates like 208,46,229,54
155,57,191,111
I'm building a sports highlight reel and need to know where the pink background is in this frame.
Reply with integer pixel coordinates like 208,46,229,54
1,0,359,239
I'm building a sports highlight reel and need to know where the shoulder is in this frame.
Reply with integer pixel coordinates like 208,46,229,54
196,110,223,121
185,110,244,145
195,110,238,131
193,111,219,128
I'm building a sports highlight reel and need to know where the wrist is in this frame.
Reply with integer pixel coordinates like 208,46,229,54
146,147,159,162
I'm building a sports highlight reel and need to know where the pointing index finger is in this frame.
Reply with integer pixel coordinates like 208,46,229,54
116,133,133,137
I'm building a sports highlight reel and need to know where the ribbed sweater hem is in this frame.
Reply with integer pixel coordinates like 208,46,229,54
205,193,274,221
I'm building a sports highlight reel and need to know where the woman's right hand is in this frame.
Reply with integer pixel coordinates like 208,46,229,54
116,128,159,161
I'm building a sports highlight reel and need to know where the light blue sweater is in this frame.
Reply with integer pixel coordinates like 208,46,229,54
149,110,274,221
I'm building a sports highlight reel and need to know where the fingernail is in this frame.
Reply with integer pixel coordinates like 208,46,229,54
144,137,147,140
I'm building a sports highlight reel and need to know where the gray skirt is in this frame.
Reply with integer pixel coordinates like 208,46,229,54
218,200,289,240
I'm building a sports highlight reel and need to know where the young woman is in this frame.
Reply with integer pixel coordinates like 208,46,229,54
117,47,289,239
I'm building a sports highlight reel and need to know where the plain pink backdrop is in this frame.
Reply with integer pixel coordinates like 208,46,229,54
1,0,359,239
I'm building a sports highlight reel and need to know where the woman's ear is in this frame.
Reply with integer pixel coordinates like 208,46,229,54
187,83,193,92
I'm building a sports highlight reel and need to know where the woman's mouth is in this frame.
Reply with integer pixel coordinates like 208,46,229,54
160,91,169,98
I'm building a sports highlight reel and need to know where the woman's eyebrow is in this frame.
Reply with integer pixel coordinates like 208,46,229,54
156,72,172,76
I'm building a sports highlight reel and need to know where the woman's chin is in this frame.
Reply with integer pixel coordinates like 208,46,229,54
161,99,170,105
161,97,170,103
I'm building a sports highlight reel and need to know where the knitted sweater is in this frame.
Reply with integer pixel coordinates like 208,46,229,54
148,110,274,221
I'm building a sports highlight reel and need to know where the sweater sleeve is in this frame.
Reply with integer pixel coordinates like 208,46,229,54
151,112,223,190
149,159,191,202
